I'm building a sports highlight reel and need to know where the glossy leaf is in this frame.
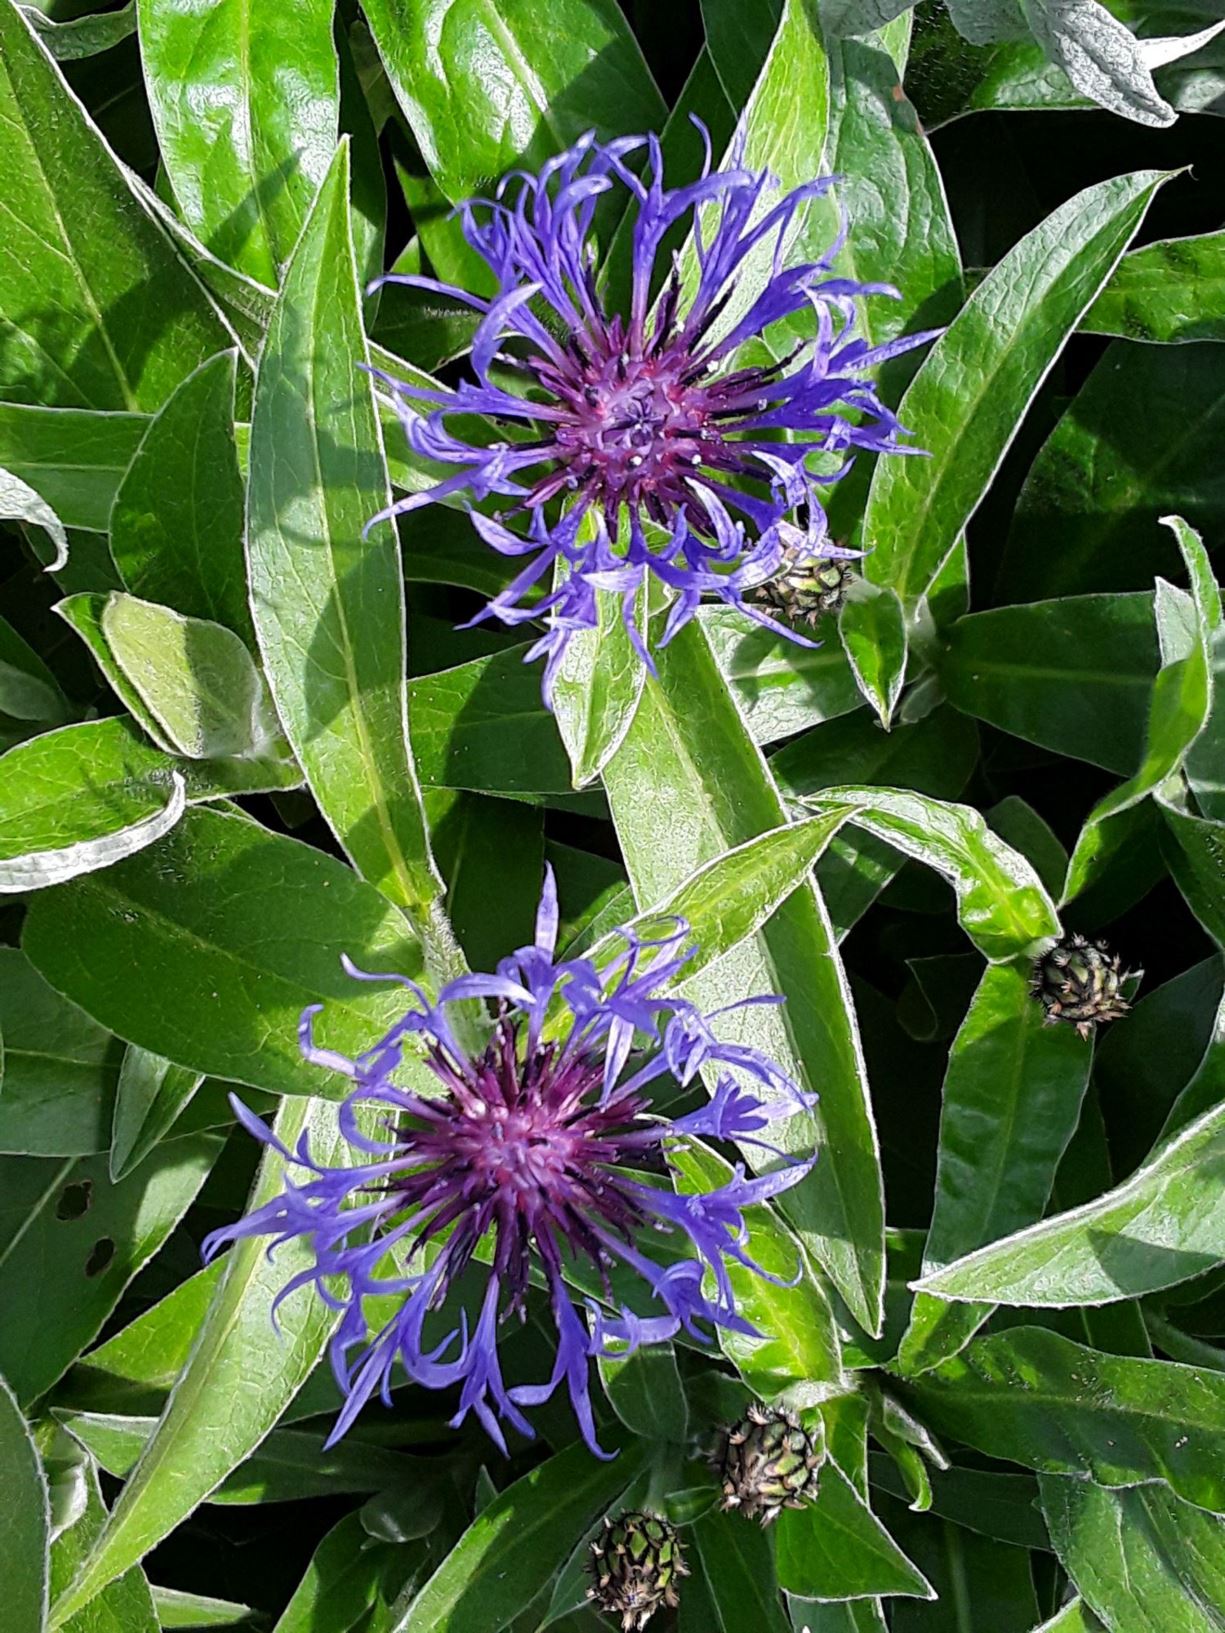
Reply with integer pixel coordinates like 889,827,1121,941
270,1512,391,1633
0,2,231,410
898,960,1093,1375
0,1136,220,1406
1041,1475,1225,1632
152,1585,253,1629
108,1048,203,1183
0,404,148,533
914,1086,1225,1307
48,1097,360,1623
1083,230,1225,344
862,170,1166,602
362,0,665,205
697,608,862,746
838,584,908,727
1000,343,1225,601
602,622,886,1334
108,351,249,637
798,788,1061,960
0,948,121,1156
136,0,338,286
904,1325,1225,1512
247,143,446,939
0,716,296,894
100,594,284,763
22,806,427,1099
55,1410,421,1504
393,1436,640,1633
0,1371,48,1633
597,1342,688,1443
1159,792,1225,950
1065,519,1219,899
939,592,1158,774
774,1465,934,1601
552,582,646,790
684,1506,790,1633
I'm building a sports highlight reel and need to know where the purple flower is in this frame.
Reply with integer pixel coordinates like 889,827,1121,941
368,128,937,701
203,870,815,1457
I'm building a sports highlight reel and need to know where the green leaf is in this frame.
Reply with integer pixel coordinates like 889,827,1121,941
270,1511,391,1633
0,404,148,533
0,948,121,1156
939,592,1159,775
48,1096,359,1624
1065,519,1219,899
135,0,338,286
64,1261,225,1407
904,1325,1225,1513
1083,230,1225,344
108,1048,203,1183
151,1585,254,1629
0,1137,221,1406
838,585,908,727
247,142,446,940
771,706,980,941
1,465,68,570
108,351,250,638
682,1506,790,1633
0,1371,48,1633
880,1506,1039,1633
584,807,854,992
361,0,665,207
672,1141,844,1398
51,1449,159,1633
0,1,233,410
424,790,543,973
695,609,862,746
914,1082,1225,1307
602,622,885,1334
823,0,917,32
99,595,284,763
22,806,427,1099
552,580,646,790
392,1436,640,1633
774,1464,934,1600
0,716,297,895
1159,792,1225,949
21,2,137,61
54,1411,423,1504
866,1456,1048,1551
999,343,1225,601
797,788,1060,961
862,170,1167,602
1041,1475,1225,1631
898,960,1093,1376
0,614,69,724
597,1342,688,1443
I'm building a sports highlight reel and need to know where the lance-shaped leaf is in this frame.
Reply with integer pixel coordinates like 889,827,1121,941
552,580,646,790
774,1464,934,1601
913,1087,1225,1306
108,1047,204,1183
798,787,1060,961
393,1436,642,1633
897,960,1093,1376
108,350,249,638
1083,230,1225,345
862,169,1167,602
903,1326,1225,1513
838,583,908,728
0,1372,48,1633
0,404,149,533
0,1,232,412
361,0,665,208
0,716,297,896
247,142,447,948
0,1136,221,1406
1064,518,1220,900
602,621,886,1336
22,806,428,1099
1159,791,1225,951
48,1096,360,1623
1041,1475,1225,1632
135,0,339,286
683,1505,791,1632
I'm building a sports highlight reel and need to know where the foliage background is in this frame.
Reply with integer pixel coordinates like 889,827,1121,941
2,0,1225,1630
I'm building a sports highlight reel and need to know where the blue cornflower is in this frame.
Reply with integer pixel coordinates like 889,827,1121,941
369,128,937,700
204,871,815,1457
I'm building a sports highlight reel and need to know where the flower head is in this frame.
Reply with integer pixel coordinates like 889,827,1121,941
204,870,815,1457
370,129,937,701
